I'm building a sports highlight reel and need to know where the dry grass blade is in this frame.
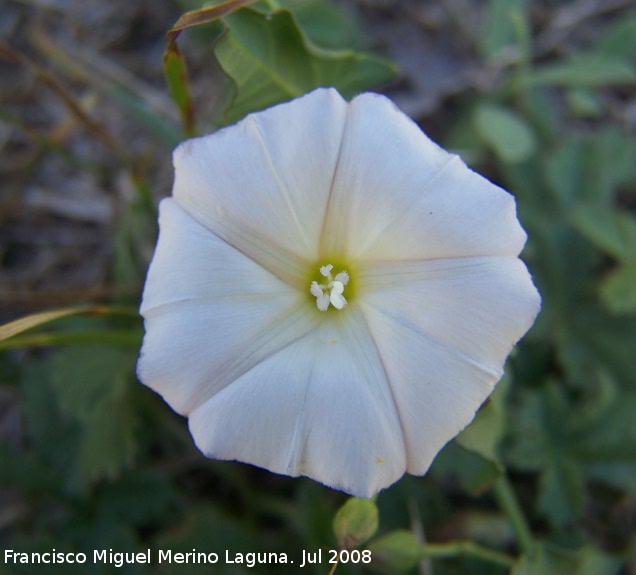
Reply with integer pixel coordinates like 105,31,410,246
29,30,178,123
165,0,259,49
0,43,127,161
0,306,138,342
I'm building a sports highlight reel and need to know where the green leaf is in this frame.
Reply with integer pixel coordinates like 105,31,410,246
457,375,508,464
566,88,604,118
512,542,622,575
215,7,396,123
21,360,81,474
545,131,636,208
544,139,588,208
502,388,545,472
51,346,139,488
446,378,508,493
431,442,502,496
596,17,636,60
333,497,379,550
113,197,157,289
74,391,138,486
287,0,365,50
600,264,636,314
480,0,528,61
576,391,636,496
505,161,609,369
504,384,587,527
52,347,135,420
473,102,537,163
94,471,178,528
537,458,586,528
435,376,508,492
559,301,636,390
522,87,559,141
523,55,636,88
366,530,421,573
156,507,260,575
570,204,636,262
593,129,636,198
369,531,516,572
505,382,636,527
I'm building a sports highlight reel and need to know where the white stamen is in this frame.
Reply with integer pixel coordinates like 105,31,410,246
316,293,330,311
310,264,349,311
310,281,323,298
329,281,347,309
320,264,333,277
335,271,349,285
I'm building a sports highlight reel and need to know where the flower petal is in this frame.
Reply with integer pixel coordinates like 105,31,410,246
140,198,291,313
359,256,541,377
171,88,348,283
358,256,541,472
321,92,526,261
139,298,318,416
359,303,496,474
138,199,316,415
188,310,406,498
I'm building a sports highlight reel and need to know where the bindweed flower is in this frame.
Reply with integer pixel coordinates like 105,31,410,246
137,88,540,498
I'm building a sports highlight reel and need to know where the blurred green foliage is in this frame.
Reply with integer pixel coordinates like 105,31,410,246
1,0,636,574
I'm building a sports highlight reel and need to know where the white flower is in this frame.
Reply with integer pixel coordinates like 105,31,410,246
137,88,541,498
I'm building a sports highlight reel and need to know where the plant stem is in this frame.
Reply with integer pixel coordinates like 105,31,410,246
493,474,535,553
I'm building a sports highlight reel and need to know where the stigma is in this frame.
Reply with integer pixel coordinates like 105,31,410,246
310,264,350,311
